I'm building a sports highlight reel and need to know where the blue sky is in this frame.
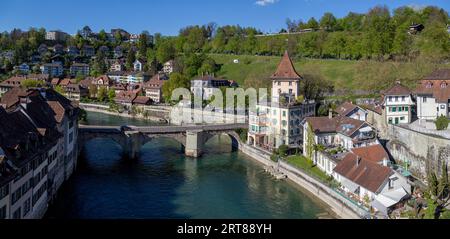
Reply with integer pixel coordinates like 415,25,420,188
1,0,449,35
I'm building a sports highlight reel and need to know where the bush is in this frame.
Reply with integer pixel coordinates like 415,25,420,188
435,115,449,131
278,144,289,157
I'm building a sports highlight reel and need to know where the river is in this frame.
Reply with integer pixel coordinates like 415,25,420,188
45,111,331,219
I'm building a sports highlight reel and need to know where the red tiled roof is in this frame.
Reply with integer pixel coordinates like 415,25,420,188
383,82,411,96
47,101,65,123
306,116,367,137
334,153,393,193
351,144,389,164
423,69,450,81
271,51,301,80
133,96,152,105
335,102,360,117
415,69,450,103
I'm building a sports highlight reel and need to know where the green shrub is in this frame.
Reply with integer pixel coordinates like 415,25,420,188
435,115,449,130
278,145,289,157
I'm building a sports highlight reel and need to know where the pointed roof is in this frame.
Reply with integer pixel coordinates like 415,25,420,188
271,51,301,80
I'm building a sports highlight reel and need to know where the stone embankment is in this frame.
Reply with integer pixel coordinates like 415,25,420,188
238,143,366,219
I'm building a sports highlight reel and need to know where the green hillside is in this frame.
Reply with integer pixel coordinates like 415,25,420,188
210,53,448,96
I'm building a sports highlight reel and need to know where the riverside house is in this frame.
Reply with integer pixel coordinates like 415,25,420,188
248,51,315,151
333,145,411,217
383,82,414,125
0,88,80,219
414,69,450,120
302,114,378,175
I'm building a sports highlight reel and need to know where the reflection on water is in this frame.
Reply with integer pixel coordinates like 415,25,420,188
45,113,329,219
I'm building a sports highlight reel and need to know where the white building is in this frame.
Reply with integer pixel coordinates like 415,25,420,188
190,76,233,100
415,69,450,120
163,60,174,74
333,146,411,216
133,60,144,72
383,82,414,125
45,30,69,42
248,51,316,151
302,115,379,172
335,102,368,122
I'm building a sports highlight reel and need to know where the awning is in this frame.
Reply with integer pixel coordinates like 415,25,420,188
372,187,410,212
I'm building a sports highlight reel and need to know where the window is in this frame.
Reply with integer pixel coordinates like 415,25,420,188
13,207,21,219
0,205,6,219
441,82,447,88
395,96,399,102
392,107,397,112
283,111,286,117
402,96,405,102
278,82,281,86
388,96,393,102
423,97,427,103
388,118,393,124
289,82,292,86
23,198,31,217
0,185,9,200
289,89,293,95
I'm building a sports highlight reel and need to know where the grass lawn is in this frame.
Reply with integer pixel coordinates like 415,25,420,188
210,53,445,95
285,155,330,182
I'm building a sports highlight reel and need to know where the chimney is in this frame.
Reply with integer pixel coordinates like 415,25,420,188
328,109,333,119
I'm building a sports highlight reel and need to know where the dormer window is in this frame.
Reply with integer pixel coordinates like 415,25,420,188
441,82,447,88
426,82,433,88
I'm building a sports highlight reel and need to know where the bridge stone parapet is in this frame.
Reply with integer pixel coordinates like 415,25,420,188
78,124,246,159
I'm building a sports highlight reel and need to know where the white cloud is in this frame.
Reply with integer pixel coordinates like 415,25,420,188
255,0,279,7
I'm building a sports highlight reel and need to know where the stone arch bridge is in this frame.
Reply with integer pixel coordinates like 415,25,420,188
78,124,247,159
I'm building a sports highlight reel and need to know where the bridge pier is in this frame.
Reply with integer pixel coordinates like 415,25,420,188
185,130,204,158
123,131,143,160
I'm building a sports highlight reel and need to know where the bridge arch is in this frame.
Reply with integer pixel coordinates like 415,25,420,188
203,131,242,152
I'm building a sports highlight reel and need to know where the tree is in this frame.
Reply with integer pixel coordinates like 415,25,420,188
21,79,45,88
98,29,108,42
156,39,176,64
92,50,107,76
362,6,394,59
162,73,190,102
286,18,299,33
126,49,136,70
392,22,413,58
78,108,88,124
278,145,289,157
88,85,98,98
108,88,116,102
54,85,65,95
320,12,337,31
306,17,319,30
97,87,108,102
138,32,149,58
